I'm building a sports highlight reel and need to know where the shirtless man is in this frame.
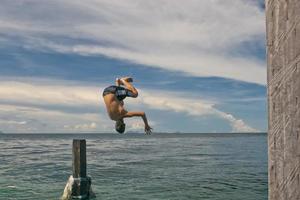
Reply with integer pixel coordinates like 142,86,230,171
102,77,152,134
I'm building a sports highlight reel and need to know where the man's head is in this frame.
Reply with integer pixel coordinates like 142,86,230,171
115,119,126,134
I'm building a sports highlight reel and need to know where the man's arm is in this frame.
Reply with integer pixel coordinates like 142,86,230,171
123,111,152,134
124,111,148,126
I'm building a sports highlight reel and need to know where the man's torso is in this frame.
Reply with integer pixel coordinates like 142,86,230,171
103,94,126,121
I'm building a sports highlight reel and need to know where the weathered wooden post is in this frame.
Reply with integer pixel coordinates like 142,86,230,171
266,0,300,199
61,139,95,200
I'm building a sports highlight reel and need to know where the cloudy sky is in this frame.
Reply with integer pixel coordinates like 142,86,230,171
0,0,266,133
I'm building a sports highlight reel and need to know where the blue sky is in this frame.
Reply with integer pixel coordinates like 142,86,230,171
0,0,266,133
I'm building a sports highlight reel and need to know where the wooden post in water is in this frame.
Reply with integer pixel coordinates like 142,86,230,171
61,139,95,200
73,140,86,178
72,139,88,198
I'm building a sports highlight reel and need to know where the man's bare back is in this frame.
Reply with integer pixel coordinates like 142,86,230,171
103,93,125,121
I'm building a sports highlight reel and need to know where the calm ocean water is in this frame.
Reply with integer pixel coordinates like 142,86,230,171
0,133,267,200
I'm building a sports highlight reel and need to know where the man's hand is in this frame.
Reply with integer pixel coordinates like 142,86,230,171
145,125,152,135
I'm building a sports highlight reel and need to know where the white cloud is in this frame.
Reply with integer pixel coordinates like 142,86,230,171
64,122,97,131
0,79,259,133
0,119,27,125
0,0,266,84
137,90,259,132
0,104,110,133
0,81,101,106
214,111,258,132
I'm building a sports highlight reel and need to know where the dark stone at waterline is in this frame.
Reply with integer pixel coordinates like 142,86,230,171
61,175,95,200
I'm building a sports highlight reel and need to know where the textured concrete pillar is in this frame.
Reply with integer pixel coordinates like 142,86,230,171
266,0,300,199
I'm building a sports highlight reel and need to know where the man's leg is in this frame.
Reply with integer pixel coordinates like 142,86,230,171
116,77,131,86
120,77,138,97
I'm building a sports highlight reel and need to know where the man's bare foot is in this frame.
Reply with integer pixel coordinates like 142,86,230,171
115,78,122,86
121,77,133,83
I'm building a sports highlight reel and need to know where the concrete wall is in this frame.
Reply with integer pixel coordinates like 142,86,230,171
266,0,300,199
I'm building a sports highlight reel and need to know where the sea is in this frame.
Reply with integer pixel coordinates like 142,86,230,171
0,133,268,200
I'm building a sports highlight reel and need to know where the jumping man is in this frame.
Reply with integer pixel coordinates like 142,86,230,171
102,77,152,134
